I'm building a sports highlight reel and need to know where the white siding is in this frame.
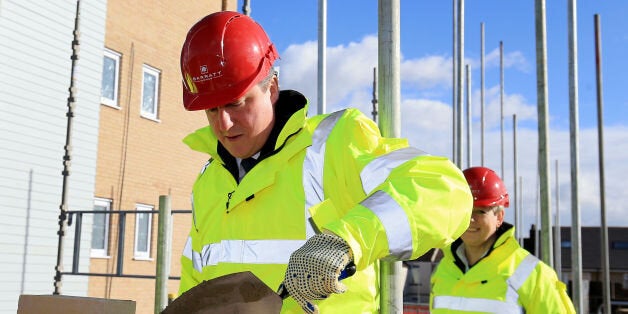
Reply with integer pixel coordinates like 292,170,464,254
0,1,107,313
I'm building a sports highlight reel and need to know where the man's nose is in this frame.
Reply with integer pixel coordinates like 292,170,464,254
216,109,234,131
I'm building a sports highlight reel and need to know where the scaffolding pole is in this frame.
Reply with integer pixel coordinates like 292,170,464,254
594,13,611,314
318,0,327,114
54,0,81,295
567,0,583,311
378,0,402,312
533,0,554,268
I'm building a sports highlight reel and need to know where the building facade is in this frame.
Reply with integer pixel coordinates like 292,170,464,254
88,1,235,313
0,1,107,313
0,1,234,313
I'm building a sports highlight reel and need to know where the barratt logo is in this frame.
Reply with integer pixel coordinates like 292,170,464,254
193,65,222,82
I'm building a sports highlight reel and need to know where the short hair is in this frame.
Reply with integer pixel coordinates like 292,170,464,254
493,205,505,214
257,67,277,91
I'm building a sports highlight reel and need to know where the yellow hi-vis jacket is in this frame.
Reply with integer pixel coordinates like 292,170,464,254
179,90,472,313
430,223,576,314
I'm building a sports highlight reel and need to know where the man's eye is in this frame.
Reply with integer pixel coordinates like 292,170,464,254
228,102,244,109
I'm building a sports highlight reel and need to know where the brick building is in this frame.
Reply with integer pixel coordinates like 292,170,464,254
88,1,235,313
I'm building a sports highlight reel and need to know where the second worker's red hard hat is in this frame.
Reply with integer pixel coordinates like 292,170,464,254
180,11,279,111
463,166,510,208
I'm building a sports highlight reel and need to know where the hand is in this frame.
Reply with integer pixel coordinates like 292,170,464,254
278,233,355,314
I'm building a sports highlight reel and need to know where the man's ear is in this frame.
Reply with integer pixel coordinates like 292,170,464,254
496,209,505,225
270,76,279,104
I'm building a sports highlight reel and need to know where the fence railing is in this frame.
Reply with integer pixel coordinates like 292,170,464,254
56,195,190,312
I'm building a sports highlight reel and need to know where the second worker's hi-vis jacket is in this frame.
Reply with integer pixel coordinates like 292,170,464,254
179,90,473,313
430,223,576,313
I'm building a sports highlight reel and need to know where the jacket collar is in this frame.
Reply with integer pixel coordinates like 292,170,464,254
183,89,308,167
449,222,515,271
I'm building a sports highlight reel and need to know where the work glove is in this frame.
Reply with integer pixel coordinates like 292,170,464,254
277,233,355,314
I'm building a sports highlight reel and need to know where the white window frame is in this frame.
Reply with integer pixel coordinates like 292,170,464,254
91,198,111,258
140,64,161,121
101,49,121,108
133,203,153,260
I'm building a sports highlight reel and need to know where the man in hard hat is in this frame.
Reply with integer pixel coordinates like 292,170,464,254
430,166,576,313
178,11,473,313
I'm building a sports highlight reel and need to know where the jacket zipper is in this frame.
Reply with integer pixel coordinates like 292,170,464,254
225,191,234,213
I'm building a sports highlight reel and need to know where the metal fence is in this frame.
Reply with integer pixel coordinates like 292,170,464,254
56,195,189,312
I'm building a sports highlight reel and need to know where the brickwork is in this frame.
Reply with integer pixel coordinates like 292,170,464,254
89,1,236,313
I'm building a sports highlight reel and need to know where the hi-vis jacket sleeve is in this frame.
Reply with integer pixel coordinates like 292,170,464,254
311,109,473,270
179,229,202,294
518,262,576,313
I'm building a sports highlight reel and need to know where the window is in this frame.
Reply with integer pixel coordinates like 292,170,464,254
612,241,628,250
91,198,111,257
134,204,153,259
140,64,160,120
101,49,121,107
561,240,571,248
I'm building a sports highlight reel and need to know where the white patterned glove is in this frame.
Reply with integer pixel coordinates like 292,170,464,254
277,233,355,314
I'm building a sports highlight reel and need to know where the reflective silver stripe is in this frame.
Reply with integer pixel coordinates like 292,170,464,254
505,254,539,307
183,111,347,274
432,296,522,313
361,190,413,259
303,110,345,237
360,147,426,194
199,160,211,174
433,254,538,313
182,236,307,273
190,192,197,230
508,254,539,290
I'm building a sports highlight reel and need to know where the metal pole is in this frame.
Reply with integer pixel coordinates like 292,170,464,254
567,0,583,311
317,0,327,114
71,213,83,273
240,0,250,15
554,160,562,278
378,0,402,312
513,114,519,243
452,0,458,165
54,0,81,294
534,0,553,267
480,22,485,167
372,67,378,122
466,64,472,168
535,174,540,258
467,64,473,167
594,13,611,314
116,214,127,276
455,0,464,169
499,41,505,180
519,176,523,245
155,196,172,313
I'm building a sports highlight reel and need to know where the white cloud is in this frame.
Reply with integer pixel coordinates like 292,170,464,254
278,36,628,229
481,85,538,128
401,55,452,89
484,47,530,73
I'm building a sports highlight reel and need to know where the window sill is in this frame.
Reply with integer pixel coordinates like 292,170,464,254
140,113,161,123
133,256,154,261
101,102,121,110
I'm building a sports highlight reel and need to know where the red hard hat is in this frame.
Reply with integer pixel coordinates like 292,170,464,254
463,167,510,208
180,11,279,111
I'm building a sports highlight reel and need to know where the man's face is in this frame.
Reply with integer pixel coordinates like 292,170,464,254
460,206,504,248
205,78,278,159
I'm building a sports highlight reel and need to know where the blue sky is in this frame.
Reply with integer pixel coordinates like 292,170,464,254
236,1,628,230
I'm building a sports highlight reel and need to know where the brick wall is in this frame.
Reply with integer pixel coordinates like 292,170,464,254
89,1,236,313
